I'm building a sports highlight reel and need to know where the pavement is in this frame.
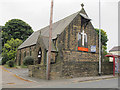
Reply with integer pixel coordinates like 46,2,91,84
1,65,119,88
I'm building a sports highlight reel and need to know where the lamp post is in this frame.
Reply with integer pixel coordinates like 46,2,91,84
46,0,53,80
99,0,101,76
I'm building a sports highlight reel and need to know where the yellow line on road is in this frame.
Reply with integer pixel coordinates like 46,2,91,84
0,66,32,82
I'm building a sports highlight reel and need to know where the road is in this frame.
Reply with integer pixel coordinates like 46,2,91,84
40,78,118,88
1,66,119,88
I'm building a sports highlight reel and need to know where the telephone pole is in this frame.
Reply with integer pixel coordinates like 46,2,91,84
46,0,53,80
99,0,101,76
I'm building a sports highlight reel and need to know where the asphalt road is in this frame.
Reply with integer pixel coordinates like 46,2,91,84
38,78,118,88
1,66,119,88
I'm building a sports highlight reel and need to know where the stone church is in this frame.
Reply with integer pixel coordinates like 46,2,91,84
16,4,103,79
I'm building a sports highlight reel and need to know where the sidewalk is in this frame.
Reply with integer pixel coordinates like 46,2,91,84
2,66,117,84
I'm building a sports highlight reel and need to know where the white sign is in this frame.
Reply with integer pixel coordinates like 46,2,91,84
91,45,96,52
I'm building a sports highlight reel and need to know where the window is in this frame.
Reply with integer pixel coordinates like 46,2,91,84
24,51,26,58
30,47,32,56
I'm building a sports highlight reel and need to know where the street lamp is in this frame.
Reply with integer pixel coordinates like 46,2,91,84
99,0,102,76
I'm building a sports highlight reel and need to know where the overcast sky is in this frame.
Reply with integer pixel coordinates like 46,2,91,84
0,0,119,52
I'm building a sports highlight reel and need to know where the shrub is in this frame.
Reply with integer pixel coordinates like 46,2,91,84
23,56,34,66
2,57,8,65
6,60,14,67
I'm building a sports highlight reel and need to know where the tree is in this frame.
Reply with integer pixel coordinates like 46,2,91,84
95,28,108,61
2,38,23,65
95,28,108,46
2,19,33,45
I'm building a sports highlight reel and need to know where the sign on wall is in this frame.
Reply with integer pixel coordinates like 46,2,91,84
91,45,96,53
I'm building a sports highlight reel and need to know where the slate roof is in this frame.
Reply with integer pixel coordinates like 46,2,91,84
18,8,90,50
18,30,40,49
109,46,120,52
40,11,79,39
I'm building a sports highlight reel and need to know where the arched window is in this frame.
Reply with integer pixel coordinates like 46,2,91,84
30,47,32,56
78,32,82,47
24,51,26,58
18,50,21,66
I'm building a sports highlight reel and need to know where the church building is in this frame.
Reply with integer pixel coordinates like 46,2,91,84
16,4,101,79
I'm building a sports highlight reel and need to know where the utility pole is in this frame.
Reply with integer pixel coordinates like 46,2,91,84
46,0,53,80
99,0,101,76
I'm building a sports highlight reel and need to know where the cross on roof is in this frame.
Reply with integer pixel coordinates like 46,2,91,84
81,3,84,8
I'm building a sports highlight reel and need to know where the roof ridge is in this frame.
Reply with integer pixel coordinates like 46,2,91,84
35,11,80,32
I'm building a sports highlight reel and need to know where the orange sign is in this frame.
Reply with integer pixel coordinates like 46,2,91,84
78,47,88,52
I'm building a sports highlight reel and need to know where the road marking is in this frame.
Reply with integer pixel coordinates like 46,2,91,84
0,66,32,82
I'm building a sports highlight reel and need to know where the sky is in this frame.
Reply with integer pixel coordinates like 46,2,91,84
0,0,119,52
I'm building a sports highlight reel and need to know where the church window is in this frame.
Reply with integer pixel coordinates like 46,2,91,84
27,51,29,56
78,30,88,52
78,32,82,47
18,50,21,66
24,51,26,58
30,47,32,56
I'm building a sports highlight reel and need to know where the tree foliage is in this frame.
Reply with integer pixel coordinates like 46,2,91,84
2,38,23,65
2,19,33,45
95,28,108,61
95,28,108,46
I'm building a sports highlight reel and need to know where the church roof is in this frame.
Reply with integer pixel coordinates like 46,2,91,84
18,8,90,50
40,12,79,39
109,46,120,52
18,30,40,49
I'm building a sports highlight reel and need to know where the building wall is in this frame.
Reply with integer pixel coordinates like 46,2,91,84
16,37,56,66
109,51,120,62
28,14,101,79
28,61,113,79
20,11,114,79
17,45,36,65
56,14,99,63
110,51,120,55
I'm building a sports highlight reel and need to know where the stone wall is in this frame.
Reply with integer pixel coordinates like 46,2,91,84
57,14,99,55
61,61,98,78
102,62,113,75
16,45,36,65
28,61,113,80
63,50,99,62
28,64,46,79
61,61,113,79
